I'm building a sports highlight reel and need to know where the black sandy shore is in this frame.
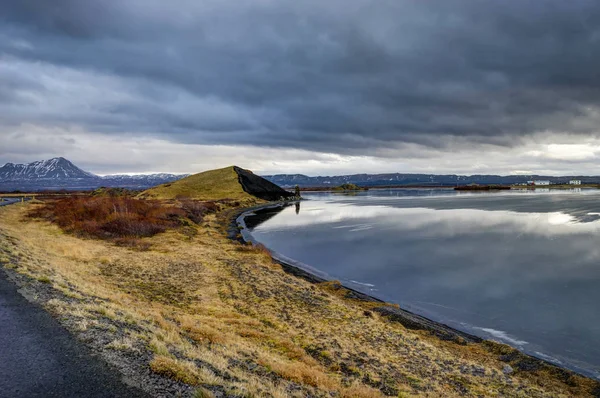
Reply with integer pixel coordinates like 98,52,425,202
231,201,600,385
230,202,483,344
0,268,148,398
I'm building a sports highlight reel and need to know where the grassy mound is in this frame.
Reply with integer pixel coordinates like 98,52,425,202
139,166,253,201
139,166,293,202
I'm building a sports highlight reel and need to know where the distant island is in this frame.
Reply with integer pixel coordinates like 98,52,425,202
455,184,511,191
332,183,368,191
296,183,369,192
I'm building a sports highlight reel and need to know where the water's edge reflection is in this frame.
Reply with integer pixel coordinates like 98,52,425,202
242,190,600,380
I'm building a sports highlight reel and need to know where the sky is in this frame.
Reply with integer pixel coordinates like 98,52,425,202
3,1,600,176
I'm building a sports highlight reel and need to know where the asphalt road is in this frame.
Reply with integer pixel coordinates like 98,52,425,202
0,198,21,206
0,199,148,398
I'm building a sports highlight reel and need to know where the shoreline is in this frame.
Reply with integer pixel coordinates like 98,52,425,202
232,201,600,383
1,197,599,396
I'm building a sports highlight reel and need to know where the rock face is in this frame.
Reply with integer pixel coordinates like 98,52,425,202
234,166,295,201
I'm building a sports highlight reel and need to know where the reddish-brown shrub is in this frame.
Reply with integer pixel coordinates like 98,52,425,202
179,200,220,224
28,197,221,245
28,197,186,241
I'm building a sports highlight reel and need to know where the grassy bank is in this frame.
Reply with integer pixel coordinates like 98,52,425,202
0,198,598,397
511,184,600,189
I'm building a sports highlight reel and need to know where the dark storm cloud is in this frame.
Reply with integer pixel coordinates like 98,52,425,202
3,0,600,154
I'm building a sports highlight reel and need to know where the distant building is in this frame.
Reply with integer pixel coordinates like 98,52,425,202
527,180,550,186
569,180,582,185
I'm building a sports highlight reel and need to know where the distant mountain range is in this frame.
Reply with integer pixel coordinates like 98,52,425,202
2,157,599,192
263,173,600,188
0,158,187,191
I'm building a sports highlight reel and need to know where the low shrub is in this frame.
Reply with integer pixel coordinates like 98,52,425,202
180,200,220,224
28,196,219,243
90,187,138,197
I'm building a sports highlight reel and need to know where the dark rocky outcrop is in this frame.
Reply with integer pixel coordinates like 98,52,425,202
234,166,295,201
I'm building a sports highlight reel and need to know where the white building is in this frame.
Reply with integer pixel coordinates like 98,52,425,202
527,180,550,186
569,180,582,185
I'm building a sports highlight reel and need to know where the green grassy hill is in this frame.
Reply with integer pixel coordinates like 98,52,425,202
139,166,253,201
139,166,294,201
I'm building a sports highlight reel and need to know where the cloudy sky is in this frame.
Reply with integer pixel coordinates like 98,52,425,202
3,1,600,176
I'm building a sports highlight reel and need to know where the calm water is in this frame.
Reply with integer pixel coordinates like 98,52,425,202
245,188,600,378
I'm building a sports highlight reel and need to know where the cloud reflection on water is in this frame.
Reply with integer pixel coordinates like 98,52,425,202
248,190,600,378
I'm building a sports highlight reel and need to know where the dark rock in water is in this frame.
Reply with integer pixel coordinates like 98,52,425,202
234,166,295,201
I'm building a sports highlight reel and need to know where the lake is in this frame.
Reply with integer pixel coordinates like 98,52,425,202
244,188,600,379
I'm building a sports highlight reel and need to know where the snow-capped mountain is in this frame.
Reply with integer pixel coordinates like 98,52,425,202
0,158,187,191
0,157,95,180
106,173,190,183
99,173,189,189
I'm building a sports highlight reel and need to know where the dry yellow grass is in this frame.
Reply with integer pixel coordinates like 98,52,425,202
0,202,598,397
150,355,204,386
139,166,256,201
